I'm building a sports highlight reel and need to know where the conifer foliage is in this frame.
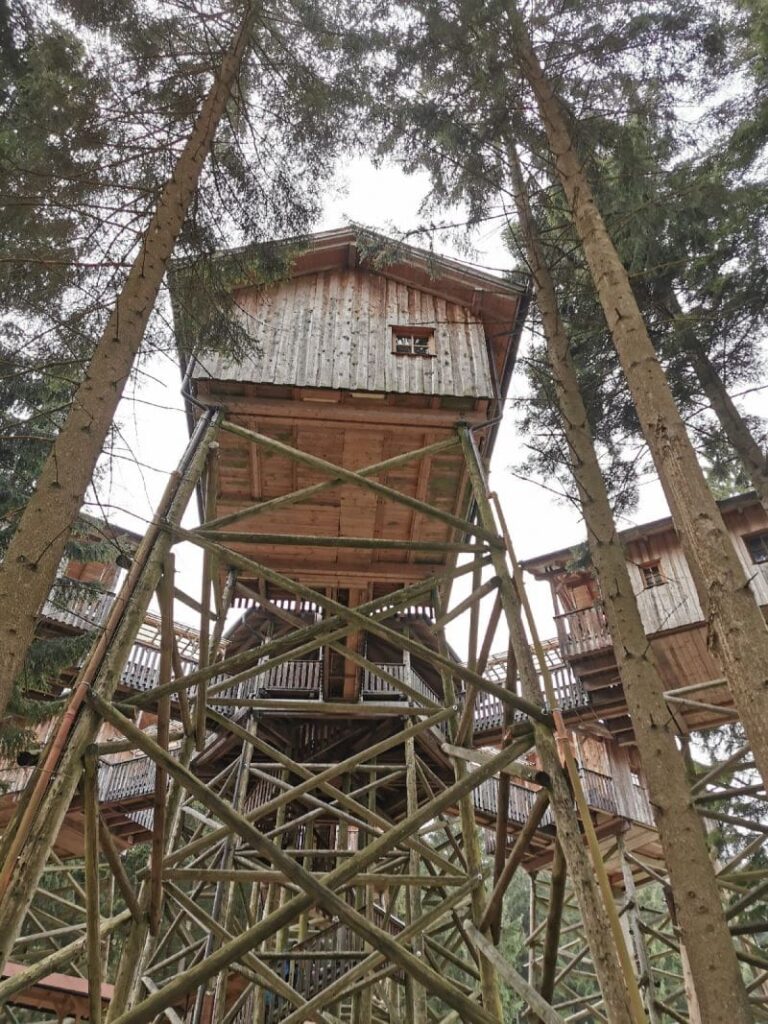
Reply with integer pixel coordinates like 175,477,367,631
0,0,364,718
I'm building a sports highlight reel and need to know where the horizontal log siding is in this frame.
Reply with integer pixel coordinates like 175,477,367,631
193,269,494,398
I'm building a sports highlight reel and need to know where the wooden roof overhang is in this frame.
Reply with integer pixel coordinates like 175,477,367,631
173,226,530,411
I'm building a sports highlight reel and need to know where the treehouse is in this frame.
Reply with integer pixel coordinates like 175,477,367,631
173,226,526,595
522,491,768,743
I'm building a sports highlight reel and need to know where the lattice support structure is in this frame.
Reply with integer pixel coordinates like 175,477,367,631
1,418,767,1024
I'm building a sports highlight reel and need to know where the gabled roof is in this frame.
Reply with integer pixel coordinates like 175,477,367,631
171,225,530,404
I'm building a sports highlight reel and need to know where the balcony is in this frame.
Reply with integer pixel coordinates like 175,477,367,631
360,663,438,703
41,587,115,632
580,768,653,825
554,604,612,658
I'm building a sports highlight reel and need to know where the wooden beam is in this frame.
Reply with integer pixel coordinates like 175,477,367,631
88,690,525,1024
97,817,142,922
466,925,568,1024
83,753,102,1024
540,842,567,1003
220,420,499,543
478,789,551,933
202,434,462,531
169,525,549,723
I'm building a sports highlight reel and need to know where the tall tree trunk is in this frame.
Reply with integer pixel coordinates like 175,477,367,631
507,144,753,1024
0,5,255,717
507,4,768,791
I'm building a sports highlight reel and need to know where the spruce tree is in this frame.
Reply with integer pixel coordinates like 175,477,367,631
0,0,362,718
501,3,768,793
508,142,751,1024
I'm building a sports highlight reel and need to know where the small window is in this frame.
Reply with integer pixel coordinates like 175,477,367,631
392,326,435,357
640,561,665,589
744,532,768,565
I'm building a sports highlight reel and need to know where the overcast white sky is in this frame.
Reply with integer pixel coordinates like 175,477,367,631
98,154,674,650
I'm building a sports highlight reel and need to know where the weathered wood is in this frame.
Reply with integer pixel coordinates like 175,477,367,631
89,690,525,1024
169,524,550,722
125,553,483,708
164,885,338,1024
221,419,499,543
201,433,462,530
467,924,568,1024
540,843,567,1004
198,530,489,552
478,789,551,934
441,743,538,783
0,411,218,971
0,911,129,1006
196,447,218,749
460,427,640,1024
83,753,102,1024
149,555,174,935
164,707,457,874
97,817,143,922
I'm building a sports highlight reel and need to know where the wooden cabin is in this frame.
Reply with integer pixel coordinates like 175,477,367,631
522,491,768,743
174,227,529,704
173,226,527,606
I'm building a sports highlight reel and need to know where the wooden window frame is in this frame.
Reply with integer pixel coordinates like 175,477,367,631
391,325,436,357
743,530,768,566
639,560,665,589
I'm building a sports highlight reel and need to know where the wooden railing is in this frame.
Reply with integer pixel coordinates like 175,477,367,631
98,755,157,804
361,663,438,704
41,588,115,631
580,768,618,815
250,660,323,697
472,776,555,828
554,604,612,658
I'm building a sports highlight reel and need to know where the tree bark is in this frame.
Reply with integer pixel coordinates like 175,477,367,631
507,143,753,1024
508,4,768,793
0,5,255,717
642,284,768,516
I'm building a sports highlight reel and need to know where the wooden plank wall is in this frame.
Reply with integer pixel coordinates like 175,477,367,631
193,268,494,399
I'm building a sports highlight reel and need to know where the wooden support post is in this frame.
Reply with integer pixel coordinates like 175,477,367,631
479,789,550,933
125,553,484,710
196,445,219,749
150,553,174,936
0,410,220,971
619,839,661,1024
88,690,527,1024
97,817,143,921
540,843,566,1004
166,526,547,723
467,924,568,1024
435,588,503,1024
84,751,102,1024
405,730,428,1024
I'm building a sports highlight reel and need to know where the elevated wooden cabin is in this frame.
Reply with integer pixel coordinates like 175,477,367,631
523,492,768,743
174,228,526,580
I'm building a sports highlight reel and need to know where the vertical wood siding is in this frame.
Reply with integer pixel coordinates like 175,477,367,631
193,268,494,398
624,505,768,635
